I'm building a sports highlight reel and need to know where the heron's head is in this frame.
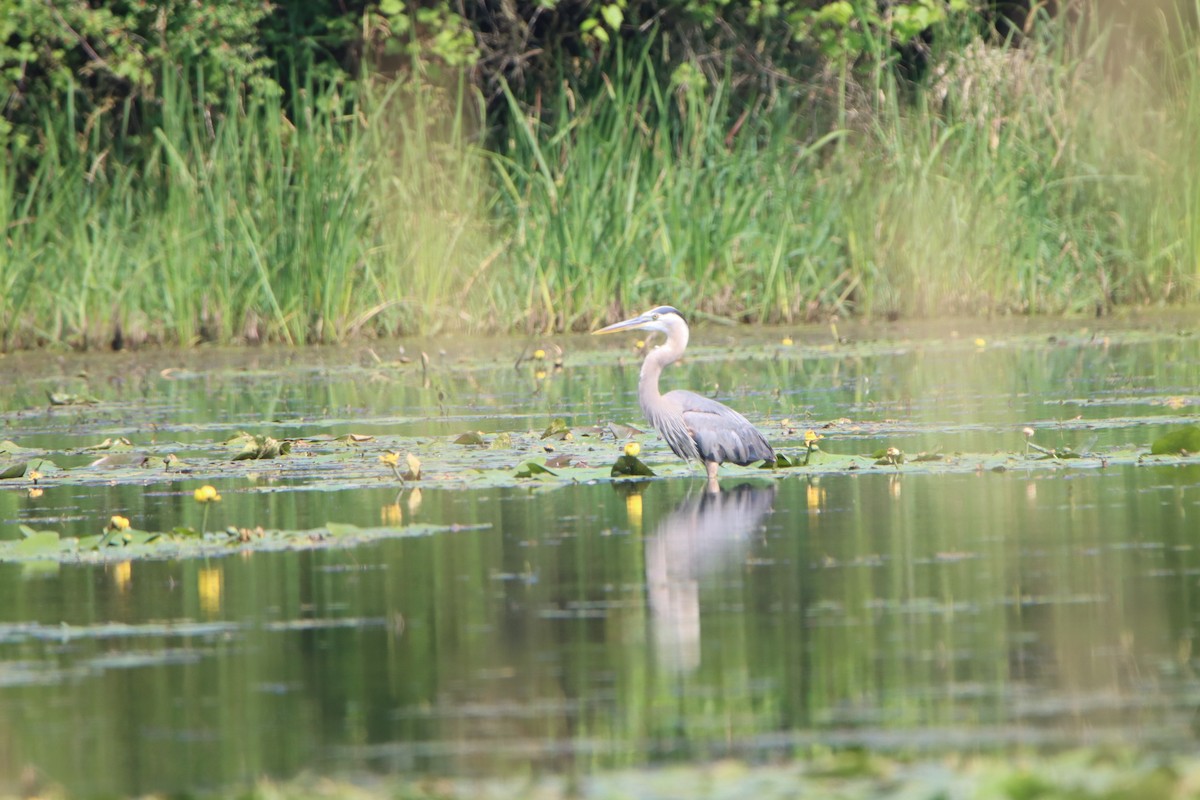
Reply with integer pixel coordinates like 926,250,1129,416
593,306,686,337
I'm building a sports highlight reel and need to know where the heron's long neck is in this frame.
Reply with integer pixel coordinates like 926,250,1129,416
638,327,688,410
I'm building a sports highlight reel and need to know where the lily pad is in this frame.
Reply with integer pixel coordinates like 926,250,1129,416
0,520,482,564
1150,425,1200,455
0,461,28,480
230,434,291,461
47,391,99,406
611,455,655,477
82,437,134,452
540,418,571,439
515,461,558,479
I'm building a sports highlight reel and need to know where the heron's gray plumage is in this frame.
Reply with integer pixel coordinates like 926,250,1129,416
594,306,775,487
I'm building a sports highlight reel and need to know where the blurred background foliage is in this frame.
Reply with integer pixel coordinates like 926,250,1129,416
0,0,1107,170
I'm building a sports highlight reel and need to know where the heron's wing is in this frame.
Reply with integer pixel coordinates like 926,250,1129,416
668,390,775,466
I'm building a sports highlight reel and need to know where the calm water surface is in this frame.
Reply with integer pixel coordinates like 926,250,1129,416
1,316,1199,795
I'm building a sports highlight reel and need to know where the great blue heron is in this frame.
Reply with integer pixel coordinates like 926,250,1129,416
594,306,775,488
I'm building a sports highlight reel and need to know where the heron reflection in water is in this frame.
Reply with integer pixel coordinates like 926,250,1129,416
594,306,775,492
643,483,777,673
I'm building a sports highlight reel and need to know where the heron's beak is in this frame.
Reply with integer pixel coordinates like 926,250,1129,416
593,313,654,335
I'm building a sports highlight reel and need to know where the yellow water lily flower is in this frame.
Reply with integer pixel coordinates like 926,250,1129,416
109,515,131,531
624,441,641,457
193,485,221,504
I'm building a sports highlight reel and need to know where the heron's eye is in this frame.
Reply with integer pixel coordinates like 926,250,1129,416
651,314,659,320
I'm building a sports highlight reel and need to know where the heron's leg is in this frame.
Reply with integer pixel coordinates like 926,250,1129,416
704,460,720,493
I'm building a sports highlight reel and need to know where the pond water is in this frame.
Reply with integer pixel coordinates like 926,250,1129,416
0,315,1199,796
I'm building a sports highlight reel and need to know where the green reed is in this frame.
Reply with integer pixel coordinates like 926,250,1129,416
0,63,492,349
488,16,1200,328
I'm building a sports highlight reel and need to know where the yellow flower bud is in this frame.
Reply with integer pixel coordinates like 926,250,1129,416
624,441,641,457
109,515,131,531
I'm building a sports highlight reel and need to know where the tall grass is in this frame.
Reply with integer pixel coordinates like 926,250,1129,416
486,43,851,331
488,12,1200,329
0,65,492,349
1,7,1198,350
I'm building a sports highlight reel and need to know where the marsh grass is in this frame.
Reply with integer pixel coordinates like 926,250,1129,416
1,8,1198,349
0,64,492,349
488,14,1200,329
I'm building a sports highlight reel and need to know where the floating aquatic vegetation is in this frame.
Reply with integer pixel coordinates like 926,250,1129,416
46,391,98,406
610,454,655,477
0,519,474,564
229,433,291,460
1150,425,1200,455
514,461,557,479
540,418,572,439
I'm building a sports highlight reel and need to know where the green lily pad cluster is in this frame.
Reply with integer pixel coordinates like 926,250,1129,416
0,520,467,564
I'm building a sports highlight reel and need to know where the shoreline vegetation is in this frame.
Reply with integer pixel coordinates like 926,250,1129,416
1,1,1198,352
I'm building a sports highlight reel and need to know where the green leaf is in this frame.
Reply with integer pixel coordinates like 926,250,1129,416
1150,426,1200,455
325,522,363,537
454,432,486,445
540,418,571,439
14,531,62,555
47,391,98,406
600,4,623,30
515,461,558,479
83,437,133,452
231,434,289,460
0,461,28,479
610,455,655,477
